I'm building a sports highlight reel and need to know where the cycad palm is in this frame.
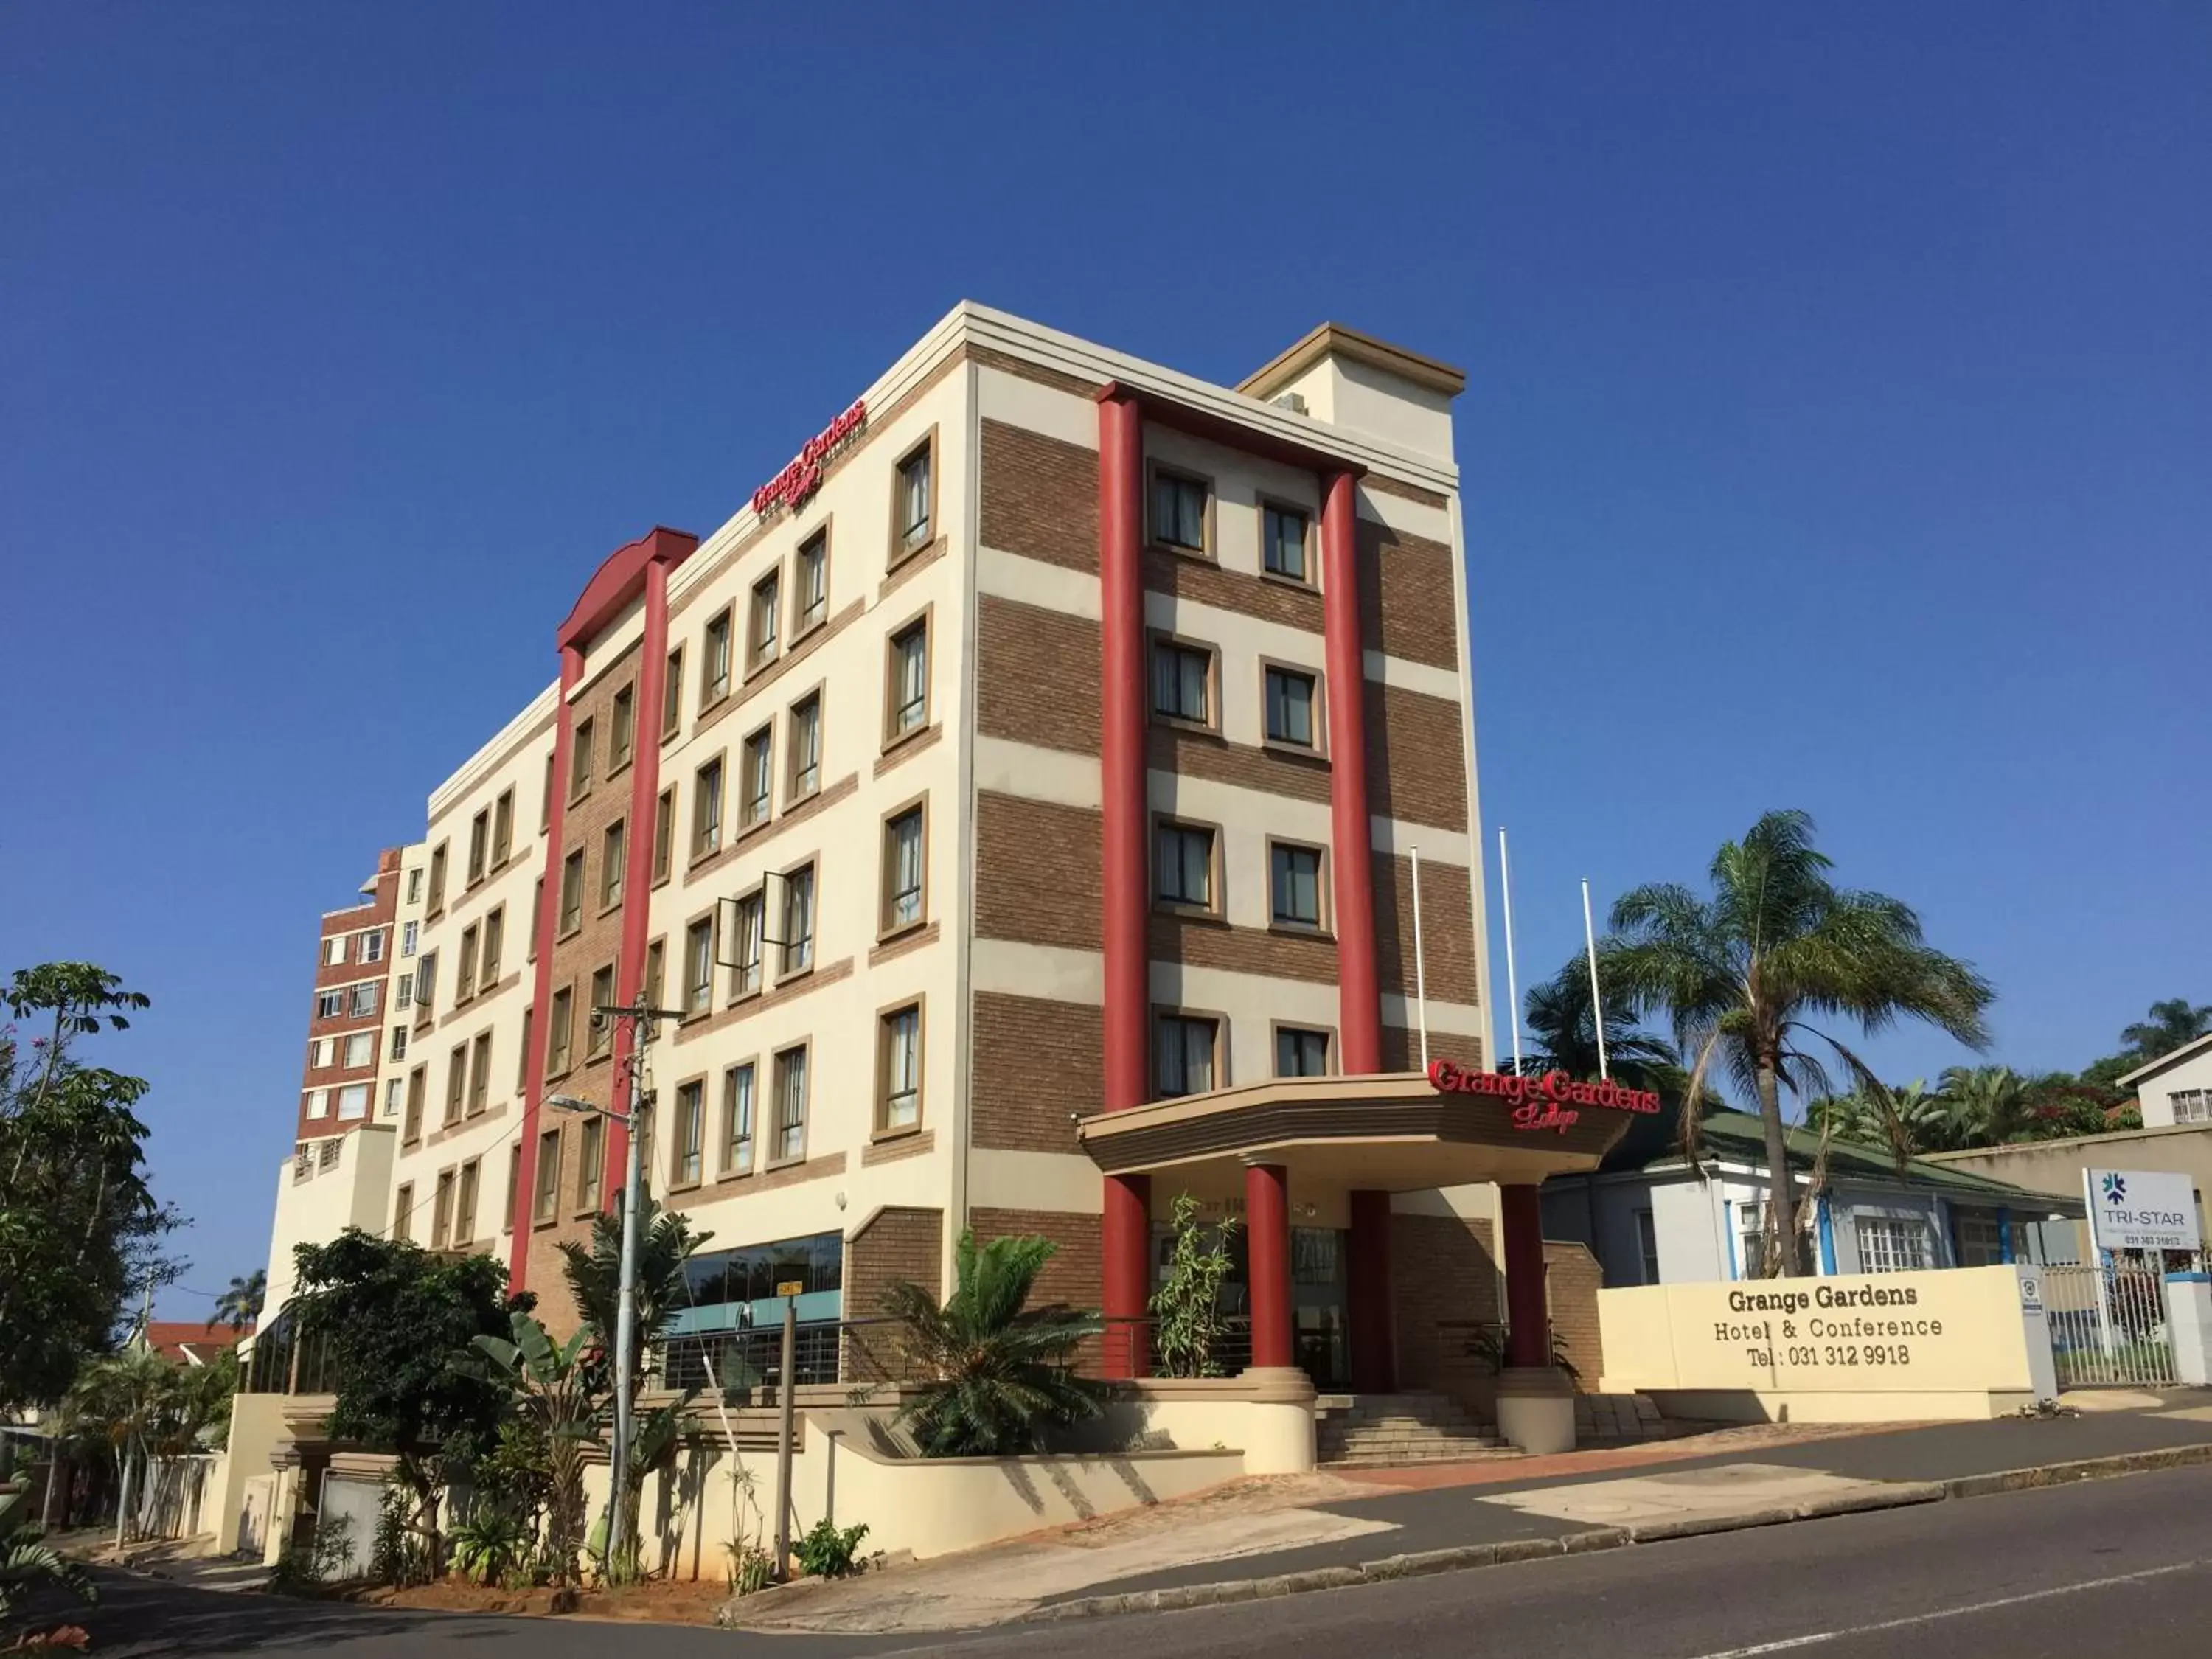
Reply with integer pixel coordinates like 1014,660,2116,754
1602,810,1993,1276
884,1232,1106,1457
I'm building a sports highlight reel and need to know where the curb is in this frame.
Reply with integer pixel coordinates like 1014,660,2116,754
1026,1441,2212,1624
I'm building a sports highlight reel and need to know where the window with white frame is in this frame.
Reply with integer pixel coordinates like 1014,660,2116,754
881,1004,921,1130
389,1026,408,1062
1155,1013,1219,1098
338,1084,370,1120
1736,1200,1770,1278
305,1088,330,1119
773,1046,808,1161
315,988,344,1020
349,981,379,1018
2171,1088,2212,1125
401,920,419,958
723,1062,755,1174
383,1077,405,1118
358,929,386,964
342,1032,374,1069
396,971,414,1009
781,865,815,975
324,936,346,967
310,1037,334,1069
1857,1214,1935,1273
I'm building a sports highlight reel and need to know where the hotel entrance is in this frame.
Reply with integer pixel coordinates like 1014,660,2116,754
1150,1217,1350,1391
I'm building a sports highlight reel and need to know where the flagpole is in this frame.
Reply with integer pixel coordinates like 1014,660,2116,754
1582,877,1609,1082
1498,828,1523,1075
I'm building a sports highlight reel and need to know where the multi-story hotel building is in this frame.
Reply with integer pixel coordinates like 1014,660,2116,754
257,304,1632,1439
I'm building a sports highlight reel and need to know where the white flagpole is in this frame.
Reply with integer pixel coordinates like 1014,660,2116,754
1498,828,1523,1075
1410,845,1430,1069
1582,877,1610,1082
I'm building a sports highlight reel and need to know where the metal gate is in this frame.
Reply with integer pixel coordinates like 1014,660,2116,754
2042,1260,2179,1388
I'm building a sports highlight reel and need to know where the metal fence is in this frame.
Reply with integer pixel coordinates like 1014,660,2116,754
2042,1259,2180,1389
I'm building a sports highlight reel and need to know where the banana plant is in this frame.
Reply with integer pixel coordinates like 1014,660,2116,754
0,1512,95,1620
471,1313,604,1587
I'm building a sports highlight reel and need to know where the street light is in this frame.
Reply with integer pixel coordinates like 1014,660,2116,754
545,996,681,1580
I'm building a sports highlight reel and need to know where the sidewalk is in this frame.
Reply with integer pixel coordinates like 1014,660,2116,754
722,1388,2212,1634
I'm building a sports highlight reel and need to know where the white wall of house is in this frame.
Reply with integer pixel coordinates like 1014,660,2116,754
2134,1039,2212,1128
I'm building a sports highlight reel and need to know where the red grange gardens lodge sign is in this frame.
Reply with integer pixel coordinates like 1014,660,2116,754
1426,1060,1662,1134
751,399,869,519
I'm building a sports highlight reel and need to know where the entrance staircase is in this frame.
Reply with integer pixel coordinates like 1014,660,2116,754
1313,1391,1509,1467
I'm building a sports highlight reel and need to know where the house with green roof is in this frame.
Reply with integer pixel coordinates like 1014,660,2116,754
1540,1108,2087,1287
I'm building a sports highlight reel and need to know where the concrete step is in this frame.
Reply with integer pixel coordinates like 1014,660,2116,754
1325,1444,1516,1467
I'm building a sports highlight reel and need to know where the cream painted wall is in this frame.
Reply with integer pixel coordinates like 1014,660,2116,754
261,1125,396,1316
2136,1043,2212,1127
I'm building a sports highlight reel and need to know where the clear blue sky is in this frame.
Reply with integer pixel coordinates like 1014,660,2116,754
4,3,2205,1318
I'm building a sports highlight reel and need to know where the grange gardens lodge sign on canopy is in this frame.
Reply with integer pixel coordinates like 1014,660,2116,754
750,399,868,518
1427,1060,1661,1135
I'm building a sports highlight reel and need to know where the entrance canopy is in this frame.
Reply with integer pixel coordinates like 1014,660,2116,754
1077,1067,1642,1192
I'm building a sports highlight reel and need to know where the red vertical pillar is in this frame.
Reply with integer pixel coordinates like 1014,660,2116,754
1500,1184,1551,1369
1097,389,1152,1377
1320,470,1380,1073
508,644,585,1283
1245,1163,1293,1370
1348,1189,1397,1391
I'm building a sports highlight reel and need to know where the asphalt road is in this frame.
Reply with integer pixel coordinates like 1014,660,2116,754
18,1465,2212,1657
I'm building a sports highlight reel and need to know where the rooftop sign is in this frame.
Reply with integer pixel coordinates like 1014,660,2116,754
1427,1060,1662,1135
751,399,868,519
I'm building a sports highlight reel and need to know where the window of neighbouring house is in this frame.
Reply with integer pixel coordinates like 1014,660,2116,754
1857,1214,1935,1273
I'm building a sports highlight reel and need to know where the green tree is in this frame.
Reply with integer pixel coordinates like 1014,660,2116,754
0,964,182,1415
210,1270,265,1333
471,1312,603,1586
883,1232,1106,1457
291,1228,529,1574
1601,810,1994,1275
1936,1065,2030,1147
2119,998,2212,1064
1150,1194,1238,1378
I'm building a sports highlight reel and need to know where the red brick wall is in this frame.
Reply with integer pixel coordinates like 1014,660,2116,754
1543,1239,1605,1390
844,1206,944,1380
970,992,1103,1152
294,849,401,1141
1392,1212,1503,1418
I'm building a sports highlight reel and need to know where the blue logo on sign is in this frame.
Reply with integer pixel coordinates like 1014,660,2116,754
2101,1172,2126,1206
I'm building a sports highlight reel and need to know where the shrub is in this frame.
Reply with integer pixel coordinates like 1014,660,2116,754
794,1518,869,1579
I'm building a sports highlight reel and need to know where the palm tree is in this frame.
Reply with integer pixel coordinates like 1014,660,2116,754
1601,810,1994,1276
554,1195,711,1364
1938,1064,2028,1146
883,1232,1106,1457
1521,962,1682,1084
210,1270,265,1333
2120,998,2212,1063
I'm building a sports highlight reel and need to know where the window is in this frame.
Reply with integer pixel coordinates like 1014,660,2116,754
529,880,543,961
406,867,424,905
305,1088,330,1119
796,530,828,634
730,891,764,998
492,789,514,867
1955,1211,2008,1267
610,683,635,770
653,787,674,884
684,917,715,1015
516,1008,532,1093
588,964,616,1057
663,646,685,737
389,1027,408,1062
401,920,418,958
1155,1014,1219,1097
315,988,344,1020
1151,469,1208,552
480,905,504,984
397,971,414,1009
1264,666,1318,749
1637,1209,1661,1284
643,938,664,1012
1274,1026,1329,1077
349,981,379,1018
403,1066,425,1141
559,849,585,934
358,929,386,965
693,757,725,858
1262,503,1310,582
445,1045,467,1125
571,717,595,800
414,952,437,1015
541,754,555,831
781,864,815,976
1736,1201,1770,1278
749,571,780,669
547,986,574,1076
431,1170,454,1250
467,810,489,885
389,1182,414,1242
324,936,345,967
337,1084,369,1120
310,1037,333,1069
1270,842,1324,929
1152,640,1211,725
703,608,733,706
601,820,626,909
886,616,928,738
342,1032,374,1069
2171,1088,2212,1125
455,1158,480,1242
672,1080,705,1186
1155,821,1216,909
504,1142,522,1234
1857,1215,1935,1274
467,1031,491,1114
883,806,925,932
456,925,479,1001
880,1004,922,1130
895,441,933,554
741,728,773,829
533,1130,560,1222
428,843,448,913
773,1046,808,1161
722,1063,756,1174
577,1115,604,1212
787,693,821,800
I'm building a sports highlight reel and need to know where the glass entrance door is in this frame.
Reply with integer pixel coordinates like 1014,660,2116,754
1292,1227,1349,1391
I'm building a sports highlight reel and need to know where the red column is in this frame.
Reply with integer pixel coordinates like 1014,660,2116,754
1500,1184,1551,1369
507,644,585,1283
1097,389,1152,1377
1320,470,1380,1072
1246,1163,1293,1371
1348,1189,1396,1391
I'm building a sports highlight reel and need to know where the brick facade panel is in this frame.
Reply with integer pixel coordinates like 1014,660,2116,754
1392,1212,1502,1420
844,1206,944,1380
1147,914,1340,987
971,992,1103,1152
1373,854,1480,1006
1145,727,1332,806
1363,681,1468,832
1380,1025,1484,1073
975,794,1102,953
977,596,1102,756
1142,549,1324,633
968,1206,1105,1372
1356,518,1458,670
1543,1239,1606,1391
979,419,1097,572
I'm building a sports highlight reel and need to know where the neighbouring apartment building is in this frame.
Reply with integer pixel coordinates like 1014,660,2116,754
257,302,1635,1409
